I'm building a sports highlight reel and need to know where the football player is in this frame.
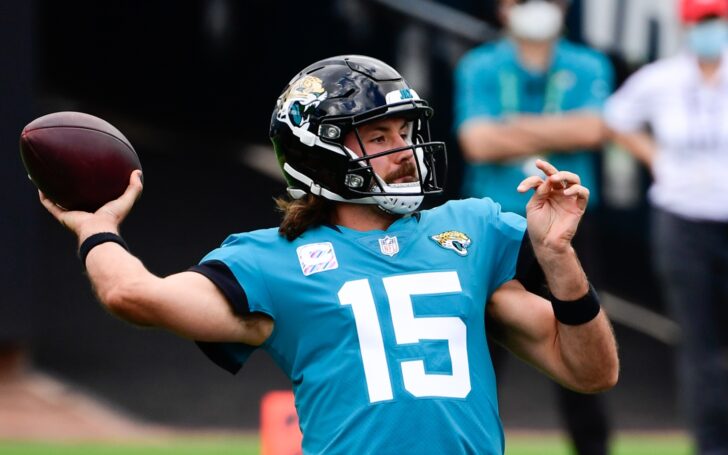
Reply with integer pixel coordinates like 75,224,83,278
40,55,618,454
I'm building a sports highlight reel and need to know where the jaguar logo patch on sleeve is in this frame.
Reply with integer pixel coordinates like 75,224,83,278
431,231,471,256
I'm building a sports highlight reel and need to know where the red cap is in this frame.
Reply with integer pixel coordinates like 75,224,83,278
680,0,728,23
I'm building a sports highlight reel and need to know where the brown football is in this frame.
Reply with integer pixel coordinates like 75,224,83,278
19,111,142,212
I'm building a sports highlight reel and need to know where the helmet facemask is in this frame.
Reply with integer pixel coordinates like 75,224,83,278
338,107,446,214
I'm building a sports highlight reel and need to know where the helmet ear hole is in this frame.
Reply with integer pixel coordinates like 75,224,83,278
318,124,341,140
344,168,372,191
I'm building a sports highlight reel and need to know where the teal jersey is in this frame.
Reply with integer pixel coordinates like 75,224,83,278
454,38,614,215
196,198,526,454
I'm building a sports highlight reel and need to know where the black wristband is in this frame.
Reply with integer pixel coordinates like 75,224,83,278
550,283,601,325
78,232,129,267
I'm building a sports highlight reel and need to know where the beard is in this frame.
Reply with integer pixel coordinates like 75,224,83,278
383,159,418,184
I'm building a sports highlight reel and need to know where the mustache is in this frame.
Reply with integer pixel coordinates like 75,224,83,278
384,160,418,184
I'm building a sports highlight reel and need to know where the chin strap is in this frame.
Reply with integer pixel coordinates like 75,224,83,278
283,163,424,214
284,163,370,203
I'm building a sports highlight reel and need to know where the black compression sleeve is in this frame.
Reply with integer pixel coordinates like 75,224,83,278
514,230,548,298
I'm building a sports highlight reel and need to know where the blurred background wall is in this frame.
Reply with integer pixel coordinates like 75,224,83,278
3,0,685,430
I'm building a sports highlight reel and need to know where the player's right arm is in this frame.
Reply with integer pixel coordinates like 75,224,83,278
39,170,272,346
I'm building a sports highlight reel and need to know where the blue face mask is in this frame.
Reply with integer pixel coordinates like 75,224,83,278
687,19,728,59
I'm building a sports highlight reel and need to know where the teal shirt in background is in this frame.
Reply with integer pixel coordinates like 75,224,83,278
198,198,526,455
454,38,614,215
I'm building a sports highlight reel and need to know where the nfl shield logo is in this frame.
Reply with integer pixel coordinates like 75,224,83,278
378,235,399,257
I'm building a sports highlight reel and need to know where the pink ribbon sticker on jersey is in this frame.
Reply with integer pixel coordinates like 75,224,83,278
296,242,339,276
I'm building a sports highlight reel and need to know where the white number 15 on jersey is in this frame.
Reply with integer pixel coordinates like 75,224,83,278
339,271,471,403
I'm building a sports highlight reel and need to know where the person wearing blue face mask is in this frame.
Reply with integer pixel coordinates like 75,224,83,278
454,1,614,454
606,1,728,453
687,16,728,59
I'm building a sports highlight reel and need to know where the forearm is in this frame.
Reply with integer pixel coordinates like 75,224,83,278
460,113,605,162
555,311,619,393
511,160,619,391
540,250,618,391
535,246,588,300
608,129,656,168
83,240,161,326
488,280,618,393
534,246,618,391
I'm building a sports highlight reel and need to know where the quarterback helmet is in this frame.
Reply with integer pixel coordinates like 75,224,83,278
269,55,447,214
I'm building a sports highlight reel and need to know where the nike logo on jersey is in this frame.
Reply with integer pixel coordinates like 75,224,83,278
431,231,471,256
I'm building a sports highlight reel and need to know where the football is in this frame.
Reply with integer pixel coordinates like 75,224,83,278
19,111,142,212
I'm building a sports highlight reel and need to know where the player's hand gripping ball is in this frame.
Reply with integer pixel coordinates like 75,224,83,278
19,111,142,212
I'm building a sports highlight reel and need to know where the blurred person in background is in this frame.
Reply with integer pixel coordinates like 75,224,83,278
37,55,618,454
453,1,614,454
605,0,728,453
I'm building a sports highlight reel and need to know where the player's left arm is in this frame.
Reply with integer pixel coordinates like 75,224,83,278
487,279,618,393
488,158,618,393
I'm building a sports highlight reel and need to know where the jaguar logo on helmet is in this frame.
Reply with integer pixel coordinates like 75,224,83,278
286,75,325,101
277,75,328,128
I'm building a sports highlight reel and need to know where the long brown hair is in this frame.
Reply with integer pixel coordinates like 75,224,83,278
275,194,335,241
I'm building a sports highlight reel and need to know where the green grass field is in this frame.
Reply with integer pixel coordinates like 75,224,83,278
0,432,693,455
503,432,693,455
